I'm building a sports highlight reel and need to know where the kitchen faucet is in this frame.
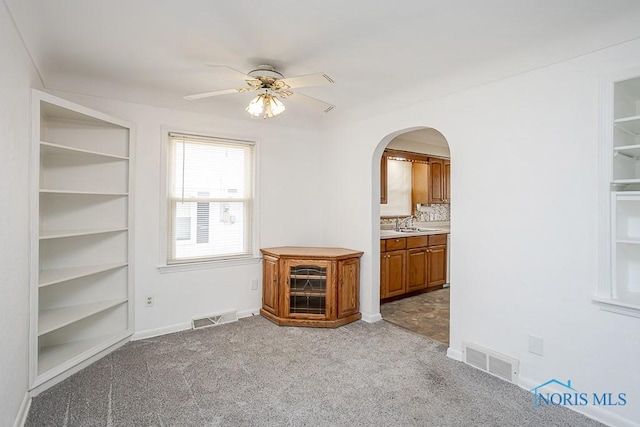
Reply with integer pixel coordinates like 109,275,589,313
404,215,414,228
395,216,415,231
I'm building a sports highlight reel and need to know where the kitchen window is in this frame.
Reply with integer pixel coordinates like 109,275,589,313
166,132,254,264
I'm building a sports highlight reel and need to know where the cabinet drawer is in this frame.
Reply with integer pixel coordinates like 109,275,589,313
380,239,386,252
406,236,428,249
428,234,447,246
385,237,406,251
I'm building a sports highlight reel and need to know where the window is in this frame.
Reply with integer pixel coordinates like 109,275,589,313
167,132,254,264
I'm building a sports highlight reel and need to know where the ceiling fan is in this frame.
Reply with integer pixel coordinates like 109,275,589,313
183,64,335,119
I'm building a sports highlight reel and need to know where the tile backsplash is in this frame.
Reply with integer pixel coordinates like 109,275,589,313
380,203,450,225
415,203,450,222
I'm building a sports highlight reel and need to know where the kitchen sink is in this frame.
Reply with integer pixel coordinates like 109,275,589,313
398,227,442,233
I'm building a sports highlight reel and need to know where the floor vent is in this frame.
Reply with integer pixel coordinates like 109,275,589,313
192,310,238,330
462,341,519,383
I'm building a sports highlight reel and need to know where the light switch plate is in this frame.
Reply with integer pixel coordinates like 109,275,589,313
529,335,543,356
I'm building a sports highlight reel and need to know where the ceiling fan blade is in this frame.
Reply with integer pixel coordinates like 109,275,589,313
279,73,334,89
286,92,335,113
204,64,252,80
183,88,241,100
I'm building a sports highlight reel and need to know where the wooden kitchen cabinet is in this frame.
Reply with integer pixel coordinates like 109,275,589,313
411,161,429,206
429,158,444,204
428,157,451,204
380,148,450,207
443,160,451,203
406,247,428,292
380,152,388,204
380,234,447,302
260,247,363,328
381,249,406,298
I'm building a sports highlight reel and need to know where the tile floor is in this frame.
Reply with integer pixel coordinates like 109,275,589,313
380,288,450,344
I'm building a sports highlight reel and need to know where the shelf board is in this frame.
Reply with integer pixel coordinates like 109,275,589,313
614,144,640,158
38,298,127,336
289,309,326,315
290,274,326,280
40,227,127,240
38,331,128,375
612,179,640,185
41,141,129,161
615,115,640,136
616,238,640,245
40,189,128,196
289,290,327,296
39,263,128,287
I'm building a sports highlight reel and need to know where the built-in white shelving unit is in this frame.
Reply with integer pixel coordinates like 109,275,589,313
609,76,640,309
30,90,134,393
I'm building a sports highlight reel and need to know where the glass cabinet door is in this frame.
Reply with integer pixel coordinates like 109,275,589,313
285,260,331,318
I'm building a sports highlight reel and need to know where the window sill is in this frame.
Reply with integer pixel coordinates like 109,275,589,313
158,256,262,274
593,296,640,318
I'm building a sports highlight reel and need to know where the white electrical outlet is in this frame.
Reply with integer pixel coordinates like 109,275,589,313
145,295,154,307
250,278,258,290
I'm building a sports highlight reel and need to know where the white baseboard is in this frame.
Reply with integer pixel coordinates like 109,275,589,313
361,312,383,323
518,375,636,427
446,347,463,361
237,307,261,319
132,308,261,341
131,321,191,341
12,392,31,427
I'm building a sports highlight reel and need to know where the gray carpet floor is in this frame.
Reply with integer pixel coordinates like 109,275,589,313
26,316,602,426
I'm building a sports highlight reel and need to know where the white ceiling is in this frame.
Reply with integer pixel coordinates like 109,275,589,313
6,0,640,128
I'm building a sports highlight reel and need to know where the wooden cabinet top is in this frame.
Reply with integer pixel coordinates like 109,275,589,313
261,246,364,260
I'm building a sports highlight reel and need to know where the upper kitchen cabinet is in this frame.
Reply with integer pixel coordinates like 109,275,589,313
444,160,451,203
411,161,429,205
429,157,450,204
380,148,451,211
380,151,388,204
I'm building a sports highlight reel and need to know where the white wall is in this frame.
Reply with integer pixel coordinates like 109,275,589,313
48,91,325,337
0,2,41,425
321,39,640,426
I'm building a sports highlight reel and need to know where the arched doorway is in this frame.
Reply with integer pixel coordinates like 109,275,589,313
373,127,452,345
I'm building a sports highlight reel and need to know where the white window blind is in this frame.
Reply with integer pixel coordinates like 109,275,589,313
168,133,254,263
380,159,412,216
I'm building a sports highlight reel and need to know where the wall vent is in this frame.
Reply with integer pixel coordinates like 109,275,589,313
192,310,238,330
462,341,519,384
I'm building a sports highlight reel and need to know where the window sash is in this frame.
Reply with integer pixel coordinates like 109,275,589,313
167,133,254,264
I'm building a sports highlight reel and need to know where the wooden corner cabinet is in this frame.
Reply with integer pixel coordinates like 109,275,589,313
260,247,363,328
29,90,134,393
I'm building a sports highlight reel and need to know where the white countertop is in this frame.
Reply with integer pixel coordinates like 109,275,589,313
380,221,450,239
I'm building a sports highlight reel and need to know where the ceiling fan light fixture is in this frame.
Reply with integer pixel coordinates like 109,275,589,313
246,92,285,119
